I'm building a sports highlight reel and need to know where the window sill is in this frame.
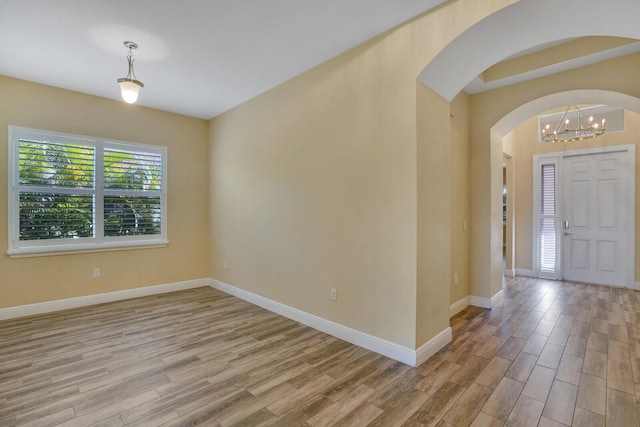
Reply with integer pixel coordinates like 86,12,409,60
7,240,169,258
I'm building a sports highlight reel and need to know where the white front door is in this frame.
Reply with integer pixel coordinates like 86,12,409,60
562,151,630,286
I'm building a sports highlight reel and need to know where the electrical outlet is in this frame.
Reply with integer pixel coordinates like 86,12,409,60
223,261,227,270
463,220,468,231
330,288,337,301
93,268,100,278
454,273,459,285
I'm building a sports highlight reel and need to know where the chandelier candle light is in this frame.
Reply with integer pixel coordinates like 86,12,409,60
541,105,605,143
118,41,144,104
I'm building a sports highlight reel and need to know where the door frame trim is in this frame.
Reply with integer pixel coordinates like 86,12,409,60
532,144,636,288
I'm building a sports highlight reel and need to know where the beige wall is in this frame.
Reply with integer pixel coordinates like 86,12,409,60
209,27,420,348
450,92,471,305
0,76,210,308
416,84,451,343
210,0,515,349
512,110,640,278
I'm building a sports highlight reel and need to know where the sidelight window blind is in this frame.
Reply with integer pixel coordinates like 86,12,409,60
539,163,557,274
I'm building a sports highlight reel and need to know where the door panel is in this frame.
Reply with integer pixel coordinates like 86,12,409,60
569,239,589,271
562,152,627,286
596,241,617,272
568,180,590,229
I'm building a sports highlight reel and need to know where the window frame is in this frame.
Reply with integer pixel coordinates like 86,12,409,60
532,155,561,279
8,126,168,258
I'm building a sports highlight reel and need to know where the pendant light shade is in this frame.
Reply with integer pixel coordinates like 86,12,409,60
118,41,144,104
118,79,143,104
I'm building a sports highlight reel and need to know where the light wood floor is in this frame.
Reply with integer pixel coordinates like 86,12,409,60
1,277,639,426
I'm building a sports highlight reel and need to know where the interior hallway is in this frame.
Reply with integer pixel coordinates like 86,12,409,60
0,276,638,426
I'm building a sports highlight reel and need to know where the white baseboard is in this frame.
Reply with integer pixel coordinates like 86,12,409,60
209,278,450,367
469,295,492,309
450,296,470,317
515,268,536,277
470,289,505,309
0,278,208,321
504,269,515,277
491,289,504,307
416,327,452,366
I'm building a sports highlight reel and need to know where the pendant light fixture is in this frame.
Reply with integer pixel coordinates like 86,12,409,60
541,105,606,143
117,41,144,104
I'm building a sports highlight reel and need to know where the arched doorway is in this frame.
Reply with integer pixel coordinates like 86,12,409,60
417,0,640,304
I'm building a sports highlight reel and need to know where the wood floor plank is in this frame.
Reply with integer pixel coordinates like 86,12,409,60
333,403,383,427
475,357,512,389
1,281,639,426
449,356,489,388
555,354,583,386
469,412,503,426
266,374,334,416
541,380,578,426
536,343,565,369
521,334,548,356
547,325,569,346
305,384,376,427
481,377,524,421
576,373,606,416
505,352,537,383
572,407,604,427
583,349,608,379
496,338,525,361
474,336,507,359
16,408,75,427
407,381,466,427
607,358,635,394
442,383,493,426
521,365,555,403
606,388,639,426
414,360,460,394
367,388,429,427
504,394,543,427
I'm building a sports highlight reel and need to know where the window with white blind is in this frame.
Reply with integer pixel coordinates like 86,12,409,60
533,156,561,279
539,163,557,275
8,126,167,257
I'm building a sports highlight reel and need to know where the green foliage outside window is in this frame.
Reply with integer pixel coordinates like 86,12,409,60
18,139,162,241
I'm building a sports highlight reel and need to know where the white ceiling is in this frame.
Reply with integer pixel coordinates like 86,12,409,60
0,0,446,120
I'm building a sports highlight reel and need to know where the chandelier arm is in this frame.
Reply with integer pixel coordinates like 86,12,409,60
553,106,570,134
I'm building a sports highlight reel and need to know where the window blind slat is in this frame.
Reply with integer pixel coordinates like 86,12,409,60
103,148,162,191
19,139,95,188
104,195,162,237
19,192,94,240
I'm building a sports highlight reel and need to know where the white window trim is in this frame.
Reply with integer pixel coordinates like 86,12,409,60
7,126,168,258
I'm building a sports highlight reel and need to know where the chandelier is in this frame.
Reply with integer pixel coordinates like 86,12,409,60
117,41,144,104
541,105,605,143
